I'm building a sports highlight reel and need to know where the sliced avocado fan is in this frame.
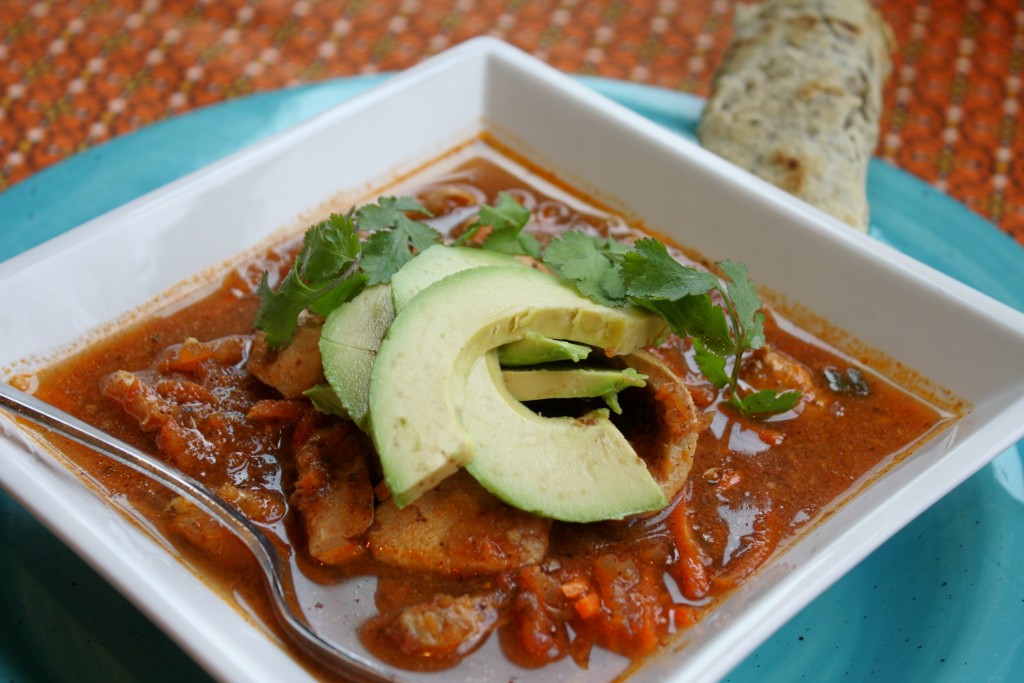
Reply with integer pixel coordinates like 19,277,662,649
320,245,618,427
368,265,667,510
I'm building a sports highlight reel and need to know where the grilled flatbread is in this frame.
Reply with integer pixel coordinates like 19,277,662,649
697,0,893,231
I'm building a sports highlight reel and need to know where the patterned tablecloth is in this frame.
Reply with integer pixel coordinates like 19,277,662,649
1,0,1023,247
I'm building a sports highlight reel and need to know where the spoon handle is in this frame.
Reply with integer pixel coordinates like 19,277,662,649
0,381,396,682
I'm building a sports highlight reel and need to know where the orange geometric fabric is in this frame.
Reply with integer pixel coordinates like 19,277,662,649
1,0,1022,247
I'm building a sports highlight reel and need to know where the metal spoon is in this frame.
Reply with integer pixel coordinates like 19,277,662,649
0,381,399,683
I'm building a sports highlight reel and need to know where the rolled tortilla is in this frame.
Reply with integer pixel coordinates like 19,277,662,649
697,0,893,231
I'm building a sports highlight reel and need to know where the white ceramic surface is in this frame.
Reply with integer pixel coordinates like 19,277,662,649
2,38,1024,683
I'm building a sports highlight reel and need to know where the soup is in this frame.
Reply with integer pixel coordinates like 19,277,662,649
23,140,954,680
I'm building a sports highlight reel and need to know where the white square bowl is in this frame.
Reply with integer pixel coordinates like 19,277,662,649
2,37,1024,683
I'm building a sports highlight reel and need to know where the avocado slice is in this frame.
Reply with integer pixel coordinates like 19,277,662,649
497,332,592,366
464,353,666,521
394,245,588,365
391,244,522,309
319,282,609,428
319,283,394,428
321,246,608,429
501,366,646,402
368,265,668,507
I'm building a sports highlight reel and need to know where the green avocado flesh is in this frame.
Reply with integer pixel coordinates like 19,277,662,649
391,244,521,310
497,332,591,366
393,246,587,365
464,353,666,521
320,246,610,428
368,265,668,508
319,284,394,428
502,366,647,402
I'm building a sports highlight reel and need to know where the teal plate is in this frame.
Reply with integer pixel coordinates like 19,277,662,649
2,76,1023,683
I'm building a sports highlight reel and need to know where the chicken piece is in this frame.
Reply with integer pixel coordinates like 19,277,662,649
247,314,326,398
102,342,288,517
664,493,713,601
368,470,551,575
510,565,571,663
158,335,249,375
575,553,672,660
290,423,375,565
217,482,287,525
166,496,253,571
743,345,821,406
709,502,786,592
620,349,707,502
384,591,503,658
101,370,177,430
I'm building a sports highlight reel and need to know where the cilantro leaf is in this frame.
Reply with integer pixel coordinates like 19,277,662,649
541,230,799,418
542,231,628,306
478,191,530,232
637,294,732,357
360,218,439,284
454,192,541,257
483,228,542,258
615,239,800,418
357,198,441,284
254,272,314,348
254,214,363,347
356,196,431,231
298,213,361,282
718,260,765,349
729,389,801,417
692,338,731,388
307,272,367,317
255,197,440,345
480,193,541,256
622,238,719,300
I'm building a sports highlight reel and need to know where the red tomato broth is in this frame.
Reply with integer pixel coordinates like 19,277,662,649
23,142,956,680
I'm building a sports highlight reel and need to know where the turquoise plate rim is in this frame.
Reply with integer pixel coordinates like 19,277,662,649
1,75,1022,683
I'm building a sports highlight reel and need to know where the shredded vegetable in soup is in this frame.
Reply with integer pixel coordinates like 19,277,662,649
26,140,955,679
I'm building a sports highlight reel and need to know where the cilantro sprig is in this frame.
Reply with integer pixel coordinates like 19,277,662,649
543,231,630,306
453,191,541,258
357,196,441,283
257,193,534,347
255,193,800,419
254,213,364,347
254,197,440,347
543,233,800,419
